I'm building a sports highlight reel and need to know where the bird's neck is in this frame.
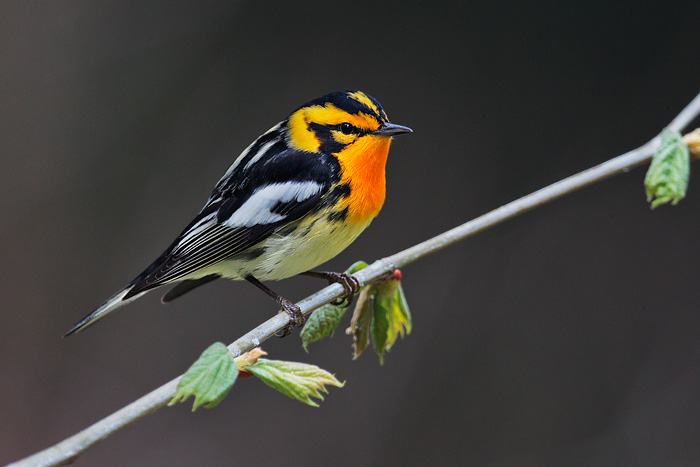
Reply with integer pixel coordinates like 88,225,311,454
337,136,391,223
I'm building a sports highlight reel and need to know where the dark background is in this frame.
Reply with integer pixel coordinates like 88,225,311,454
3,1,700,465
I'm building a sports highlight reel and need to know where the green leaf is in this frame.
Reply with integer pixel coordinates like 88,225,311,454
345,260,369,275
388,285,413,344
347,287,373,359
645,128,690,208
374,273,401,298
168,342,238,411
371,296,389,364
372,280,412,362
300,302,349,351
246,358,344,407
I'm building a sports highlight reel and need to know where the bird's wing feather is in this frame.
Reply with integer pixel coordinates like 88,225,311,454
124,149,338,297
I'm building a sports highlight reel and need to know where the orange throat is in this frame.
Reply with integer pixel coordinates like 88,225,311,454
337,136,392,223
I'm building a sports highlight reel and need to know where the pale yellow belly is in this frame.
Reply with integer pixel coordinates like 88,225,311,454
193,215,373,281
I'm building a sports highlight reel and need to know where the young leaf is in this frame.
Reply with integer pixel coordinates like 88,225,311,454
374,271,401,298
371,296,390,364
373,273,412,360
246,358,344,407
169,342,238,411
234,347,267,369
234,347,267,378
387,284,413,346
300,303,349,351
346,287,373,359
644,128,690,208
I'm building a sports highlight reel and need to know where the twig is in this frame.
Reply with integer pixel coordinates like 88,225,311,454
9,92,700,467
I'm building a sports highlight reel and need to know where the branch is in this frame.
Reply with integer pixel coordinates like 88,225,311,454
10,92,700,467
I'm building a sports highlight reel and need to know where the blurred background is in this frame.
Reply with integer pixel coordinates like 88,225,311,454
3,1,700,465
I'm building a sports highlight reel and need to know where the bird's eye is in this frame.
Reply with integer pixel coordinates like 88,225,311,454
339,123,355,135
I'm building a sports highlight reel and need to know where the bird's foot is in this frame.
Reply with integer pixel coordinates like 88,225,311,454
326,272,361,307
275,299,305,338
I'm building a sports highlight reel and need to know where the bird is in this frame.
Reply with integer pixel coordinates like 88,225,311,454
65,90,412,337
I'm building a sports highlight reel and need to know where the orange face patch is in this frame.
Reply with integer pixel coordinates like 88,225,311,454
335,134,392,223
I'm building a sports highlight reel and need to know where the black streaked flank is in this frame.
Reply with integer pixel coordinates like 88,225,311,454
297,218,319,238
325,183,351,205
235,247,267,261
327,207,348,223
309,182,350,217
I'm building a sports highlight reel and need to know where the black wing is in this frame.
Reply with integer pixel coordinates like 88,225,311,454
124,147,341,298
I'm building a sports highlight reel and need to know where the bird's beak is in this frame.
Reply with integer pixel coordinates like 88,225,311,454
372,122,413,136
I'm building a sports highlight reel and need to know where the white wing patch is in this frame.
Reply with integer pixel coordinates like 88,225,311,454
224,181,323,228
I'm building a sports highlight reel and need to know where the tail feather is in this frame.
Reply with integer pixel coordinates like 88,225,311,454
63,285,145,337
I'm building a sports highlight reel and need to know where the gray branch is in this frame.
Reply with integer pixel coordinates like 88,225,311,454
9,92,700,467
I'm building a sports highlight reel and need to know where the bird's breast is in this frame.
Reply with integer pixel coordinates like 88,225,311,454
336,136,392,223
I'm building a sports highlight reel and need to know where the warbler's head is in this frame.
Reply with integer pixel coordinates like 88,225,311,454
286,90,412,155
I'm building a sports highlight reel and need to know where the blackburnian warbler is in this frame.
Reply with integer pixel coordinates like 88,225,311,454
65,90,411,336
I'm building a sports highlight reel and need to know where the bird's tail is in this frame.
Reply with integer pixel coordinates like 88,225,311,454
63,285,146,337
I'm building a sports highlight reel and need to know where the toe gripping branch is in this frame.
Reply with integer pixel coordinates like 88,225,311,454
302,270,361,307
275,298,305,337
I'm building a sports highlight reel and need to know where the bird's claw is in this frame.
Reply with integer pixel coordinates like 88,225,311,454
275,299,305,338
328,272,361,307
274,326,293,338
